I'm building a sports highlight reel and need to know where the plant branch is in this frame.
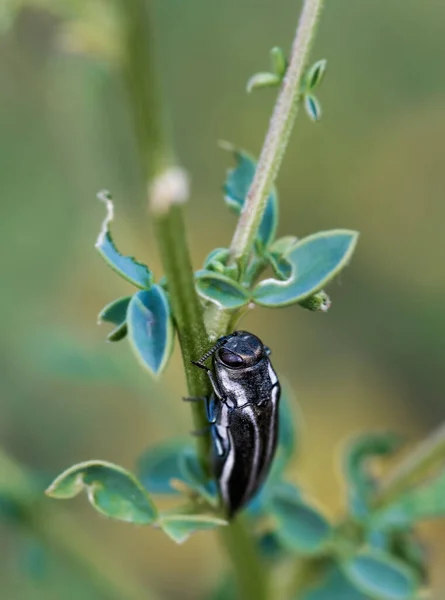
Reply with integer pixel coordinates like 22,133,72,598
228,0,325,267
375,421,445,507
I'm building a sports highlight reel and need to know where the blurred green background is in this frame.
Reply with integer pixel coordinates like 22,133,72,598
1,0,445,598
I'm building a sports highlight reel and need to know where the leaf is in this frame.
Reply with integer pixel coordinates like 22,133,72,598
372,470,445,530
253,230,359,307
257,531,286,562
195,270,250,309
160,507,227,543
301,566,370,600
137,440,187,495
268,253,293,281
95,191,153,289
45,460,157,525
341,549,419,600
98,295,132,342
270,46,287,78
277,381,298,465
223,146,278,248
271,486,332,555
344,432,402,513
305,59,327,91
179,447,217,505
127,285,174,377
204,247,230,269
269,236,299,256
305,94,322,122
246,72,281,93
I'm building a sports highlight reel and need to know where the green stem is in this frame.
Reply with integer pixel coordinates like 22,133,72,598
0,448,156,600
228,0,325,266
219,516,269,600
375,420,445,507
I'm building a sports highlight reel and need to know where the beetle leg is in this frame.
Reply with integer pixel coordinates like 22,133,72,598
182,396,207,403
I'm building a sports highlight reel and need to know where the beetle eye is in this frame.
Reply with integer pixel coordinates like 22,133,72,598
218,349,245,368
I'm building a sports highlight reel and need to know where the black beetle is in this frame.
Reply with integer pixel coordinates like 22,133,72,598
191,330,280,517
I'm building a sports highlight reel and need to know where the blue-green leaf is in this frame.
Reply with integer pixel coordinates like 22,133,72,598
268,253,293,281
178,447,217,505
341,549,419,600
253,230,359,307
127,285,174,377
372,470,445,530
344,432,402,517
271,485,332,555
195,270,250,309
160,508,227,544
45,460,157,524
305,94,322,122
137,440,187,495
301,566,370,600
277,381,298,465
95,191,153,289
223,146,278,248
98,295,132,342
204,248,230,269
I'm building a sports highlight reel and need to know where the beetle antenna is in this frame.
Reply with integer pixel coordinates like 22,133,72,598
191,335,231,369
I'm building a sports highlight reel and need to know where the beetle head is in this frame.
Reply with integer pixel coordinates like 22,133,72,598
216,330,265,369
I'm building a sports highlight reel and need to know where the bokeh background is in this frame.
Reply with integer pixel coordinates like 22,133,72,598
1,0,445,598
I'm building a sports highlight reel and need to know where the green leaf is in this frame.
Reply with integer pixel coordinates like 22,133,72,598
195,270,250,309
372,470,445,530
271,486,332,555
98,295,132,342
270,46,287,78
344,432,402,510
269,235,299,256
127,285,174,377
277,381,298,465
45,460,157,524
95,191,153,290
204,247,230,269
253,230,359,307
223,146,278,247
305,94,322,122
341,549,419,600
268,253,293,281
160,507,227,544
305,59,327,91
301,566,370,600
246,72,281,93
137,440,187,495
178,447,217,505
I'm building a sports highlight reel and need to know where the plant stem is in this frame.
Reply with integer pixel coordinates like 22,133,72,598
228,0,325,266
122,0,212,469
375,421,445,507
0,448,156,600
219,516,269,600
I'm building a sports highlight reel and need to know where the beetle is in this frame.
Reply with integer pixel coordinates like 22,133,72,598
191,330,280,517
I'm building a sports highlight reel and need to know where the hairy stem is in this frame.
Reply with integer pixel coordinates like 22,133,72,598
228,0,324,267
0,448,156,600
375,421,445,507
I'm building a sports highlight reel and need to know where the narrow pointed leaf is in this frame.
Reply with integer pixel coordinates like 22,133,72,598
306,59,327,91
127,285,174,377
305,94,322,122
271,486,332,555
45,460,157,524
253,230,359,307
341,549,419,600
270,46,287,78
223,147,278,247
95,191,153,289
195,270,250,309
160,509,227,544
372,470,445,530
247,72,280,93
137,440,187,495
98,295,132,342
